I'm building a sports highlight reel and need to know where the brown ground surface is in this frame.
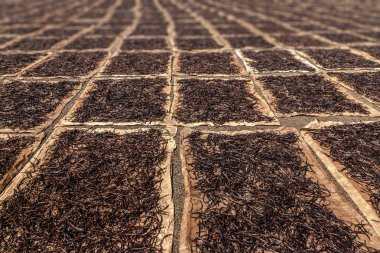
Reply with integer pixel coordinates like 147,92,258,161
1,0,380,252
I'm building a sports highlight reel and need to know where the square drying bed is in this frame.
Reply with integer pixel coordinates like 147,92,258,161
239,49,314,73
0,80,81,132
121,38,169,50
180,128,380,252
171,78,277,126
103,52,171,75
225,35,274,49
64,37,115,50
302,49,380,70
64,78,170,126
0,127,175,252
256,74,377,117
0,53,45,75
175,52,243,75
175,37,223,51
330,71,380,106
24,51,107,77
3,38,61,51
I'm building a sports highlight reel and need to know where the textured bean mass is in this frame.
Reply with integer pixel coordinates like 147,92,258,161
25,52,107,77
0,129,168,252
178,52,241,74
242,50,313,72
0,53,43,75
64,37,115,49
175,79,271,124
258,75,367,114
186,131,372,252
274,35,330,47
225,36,274,48
121,38,169,50
0,136,34,182
3,38,60,51
303,49,380,69
0,81,79,129
310,122,380,215
175,38,222,50
74,78,168,122
332,72,380,104
104,52,171,75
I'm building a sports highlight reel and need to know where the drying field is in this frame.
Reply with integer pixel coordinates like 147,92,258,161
0,0,380,252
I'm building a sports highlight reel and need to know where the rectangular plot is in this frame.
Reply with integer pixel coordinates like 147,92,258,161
103,52,171,75
0,128,174,252
175,37,222,51
302,121,380,236
131,25,168,36
180,129,380,252
257,75,371,116
175,27,211,36
216,26,251,35
302,49,380,69
274,35,330,47
40,27,81,38
172,79,276,126
320,33,370,43
67,78,170,125
25,52,107,77
176,52,242,75
64,37,114,50
0,80,80,131
355,46,380,60
241,50,314,72
0,53,44,75
225,35,274,49
331,72,380,105
121,38,169,50
0,135,37,193
3,38,61,51
3,27,40,34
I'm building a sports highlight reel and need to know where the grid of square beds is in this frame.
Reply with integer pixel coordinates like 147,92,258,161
1,0,380,251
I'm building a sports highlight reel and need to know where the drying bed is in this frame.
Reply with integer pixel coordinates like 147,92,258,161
302,121,380,234
103,52,171,75
320,33,370,43
304,122,380,211
331,72,380,105
3,38,61,51
355,46,380,60
257,75,370,116
68,78,170,125
0,135,36,192
216,26,251,35
40,28,81,38
131,25,168,36
241,50,314,72
302,49,380,69
172,79,275,126
180,129,380,252
274,35,330,47
0,128,174,252
175,27,211,36
121,38,169,50
176,52,242,75
0,80,80,132
64,37,115,50
175,38,222,51
0,53,44,75
224,36,274,49
25,52,107,77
